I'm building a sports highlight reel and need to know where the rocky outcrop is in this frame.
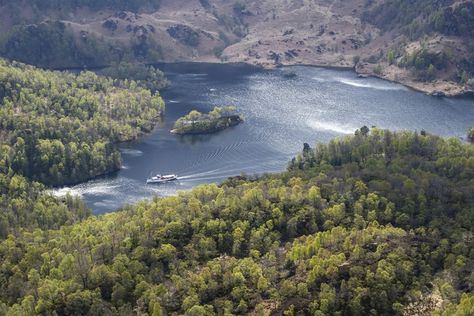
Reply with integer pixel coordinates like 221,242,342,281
167,24,200,47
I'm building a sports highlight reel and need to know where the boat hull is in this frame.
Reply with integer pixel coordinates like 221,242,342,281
146,174,178,184
146,179,177,184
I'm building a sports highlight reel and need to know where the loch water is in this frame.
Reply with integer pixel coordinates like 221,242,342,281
53,63,474,214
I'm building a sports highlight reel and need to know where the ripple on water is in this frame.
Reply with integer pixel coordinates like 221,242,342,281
51,64,474,214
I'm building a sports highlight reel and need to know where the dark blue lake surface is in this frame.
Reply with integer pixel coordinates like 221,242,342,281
52,63,474,214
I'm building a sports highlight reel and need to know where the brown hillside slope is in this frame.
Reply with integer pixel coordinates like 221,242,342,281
0,0,472,96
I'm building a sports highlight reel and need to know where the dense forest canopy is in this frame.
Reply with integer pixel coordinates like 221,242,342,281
0,0,162,13
0,174,90,239
0,21,111,69
0,1,473,313
0,0,165,68
0,128,473,315
98,62,170,92
0,57,165,238
0,58,165,186
469,126,474,142
362,0,474,37
0,20,165,70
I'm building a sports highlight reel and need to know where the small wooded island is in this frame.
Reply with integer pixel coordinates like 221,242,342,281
171,106,243,135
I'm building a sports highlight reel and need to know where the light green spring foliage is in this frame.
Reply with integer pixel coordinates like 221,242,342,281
437,293,474,316
0,58,165,237
0,58,165,186
468,126,474,142
98,62,170,92
0,128,473,315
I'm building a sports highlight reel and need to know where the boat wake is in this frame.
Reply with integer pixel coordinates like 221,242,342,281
337,78,405,91
306,120,356,135
50,181,120,197
120,148,144,156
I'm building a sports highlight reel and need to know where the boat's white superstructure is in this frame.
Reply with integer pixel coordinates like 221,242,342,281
146,174,178,184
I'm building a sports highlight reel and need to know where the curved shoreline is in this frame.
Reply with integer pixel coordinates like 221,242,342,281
155,60,474,98
51,60,473,98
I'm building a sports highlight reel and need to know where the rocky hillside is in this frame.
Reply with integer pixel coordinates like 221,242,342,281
0,0,473,95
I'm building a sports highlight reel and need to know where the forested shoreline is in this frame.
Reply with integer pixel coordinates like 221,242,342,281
0,127,473,315
0,55,472,316
0,58,165,238
0,0,473,313
0,58,165,186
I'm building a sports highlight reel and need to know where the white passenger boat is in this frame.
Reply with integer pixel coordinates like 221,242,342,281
146,174,178,184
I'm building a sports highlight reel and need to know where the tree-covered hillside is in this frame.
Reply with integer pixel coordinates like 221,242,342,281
0,0,161,15
98,62,170,92
0,173,90,239
362,0,474,84
0,58,164,239
0,59,165,186
0,128,472,315
362,0,474,38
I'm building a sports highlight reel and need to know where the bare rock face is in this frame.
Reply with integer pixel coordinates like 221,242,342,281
429,91,446,97
466,79,474,89
167,24,200,47
102,19,118,31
